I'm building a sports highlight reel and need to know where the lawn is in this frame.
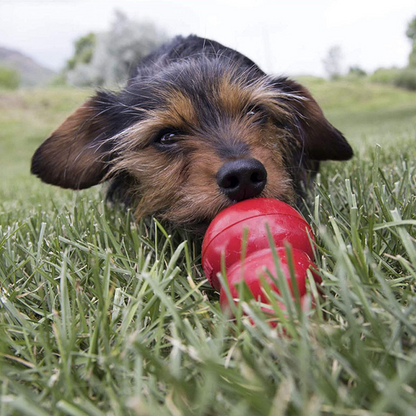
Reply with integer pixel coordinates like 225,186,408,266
1,79,416,415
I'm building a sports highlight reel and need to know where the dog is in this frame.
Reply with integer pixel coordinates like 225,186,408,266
31,35,353,233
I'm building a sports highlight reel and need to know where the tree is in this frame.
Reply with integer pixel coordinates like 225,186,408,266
322,46,343,80
66,11,168,87
66,33,96,71
406,16,416,67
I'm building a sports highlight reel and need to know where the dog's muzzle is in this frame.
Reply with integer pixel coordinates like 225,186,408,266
216,158,267,202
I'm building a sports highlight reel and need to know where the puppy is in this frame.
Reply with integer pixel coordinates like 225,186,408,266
31,35,353,233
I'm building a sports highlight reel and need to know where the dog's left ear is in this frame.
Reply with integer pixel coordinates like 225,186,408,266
31,91,121,189
273,77,353,161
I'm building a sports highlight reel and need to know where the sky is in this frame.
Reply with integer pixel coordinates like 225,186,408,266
0,0,415,77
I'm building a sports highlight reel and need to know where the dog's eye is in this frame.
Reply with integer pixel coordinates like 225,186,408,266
160,133,177,145
246,105,260,117
246,105,267,124
154,130,179,147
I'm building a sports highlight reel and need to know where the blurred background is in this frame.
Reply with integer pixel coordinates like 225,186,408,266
1,0,415,86
0,0,415,203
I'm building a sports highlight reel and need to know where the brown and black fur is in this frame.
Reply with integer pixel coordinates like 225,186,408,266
31,35,353,233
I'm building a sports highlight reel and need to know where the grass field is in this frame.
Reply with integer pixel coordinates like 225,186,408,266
1,79,416,415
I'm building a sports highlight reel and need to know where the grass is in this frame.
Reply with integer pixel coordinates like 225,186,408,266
1,80,416,415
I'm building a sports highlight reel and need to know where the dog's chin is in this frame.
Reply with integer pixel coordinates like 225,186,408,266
153,197,232,235
159,198,270,236
178,221,211,236
160,214,219,236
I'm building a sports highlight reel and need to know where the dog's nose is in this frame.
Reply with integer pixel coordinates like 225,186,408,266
217,158,267,202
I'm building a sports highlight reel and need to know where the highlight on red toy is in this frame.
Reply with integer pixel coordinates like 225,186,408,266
201,198,321,318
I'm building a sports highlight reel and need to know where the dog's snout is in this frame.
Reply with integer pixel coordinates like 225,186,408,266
216,158,267,202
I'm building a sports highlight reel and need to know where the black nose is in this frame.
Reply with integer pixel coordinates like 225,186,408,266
216,158,267,202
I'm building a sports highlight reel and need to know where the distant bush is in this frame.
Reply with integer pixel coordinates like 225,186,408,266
348,66,367,77
393,67,416,90
369,67,402,85
369,67,416,91
0,66,20,89
49,73,68,87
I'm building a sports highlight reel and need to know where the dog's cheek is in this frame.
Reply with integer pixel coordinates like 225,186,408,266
250,145,296,205
158,151,230,225
116,151,186,220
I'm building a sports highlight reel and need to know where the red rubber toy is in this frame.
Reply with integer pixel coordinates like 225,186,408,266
201,198,320,317
219,247,320,314
202,198,314,290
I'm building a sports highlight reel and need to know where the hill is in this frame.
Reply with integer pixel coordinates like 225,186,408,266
0,46,56,86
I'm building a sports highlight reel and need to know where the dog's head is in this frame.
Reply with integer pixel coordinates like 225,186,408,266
32,57,352,231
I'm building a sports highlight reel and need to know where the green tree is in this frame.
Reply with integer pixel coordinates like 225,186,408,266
406,16,416,67
65,11,168,87
66,32,96,70
0,66,20,89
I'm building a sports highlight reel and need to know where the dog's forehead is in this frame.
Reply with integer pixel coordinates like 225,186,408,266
128,60,276,122
119,59,296,149
163,62,260,115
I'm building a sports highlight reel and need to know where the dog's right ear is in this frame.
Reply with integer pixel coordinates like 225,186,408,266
31,91,120,189
272,77,353,162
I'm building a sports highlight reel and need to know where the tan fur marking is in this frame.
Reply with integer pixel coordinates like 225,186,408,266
165,90,198,127
217,72,295,126
217,74,250,116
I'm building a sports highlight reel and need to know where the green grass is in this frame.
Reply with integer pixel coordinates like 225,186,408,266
1,81,416,415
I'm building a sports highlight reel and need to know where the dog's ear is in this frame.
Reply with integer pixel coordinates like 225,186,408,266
274,77,353,161
31,92,120,189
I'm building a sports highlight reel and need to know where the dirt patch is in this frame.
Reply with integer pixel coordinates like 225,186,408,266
0,92,27,109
